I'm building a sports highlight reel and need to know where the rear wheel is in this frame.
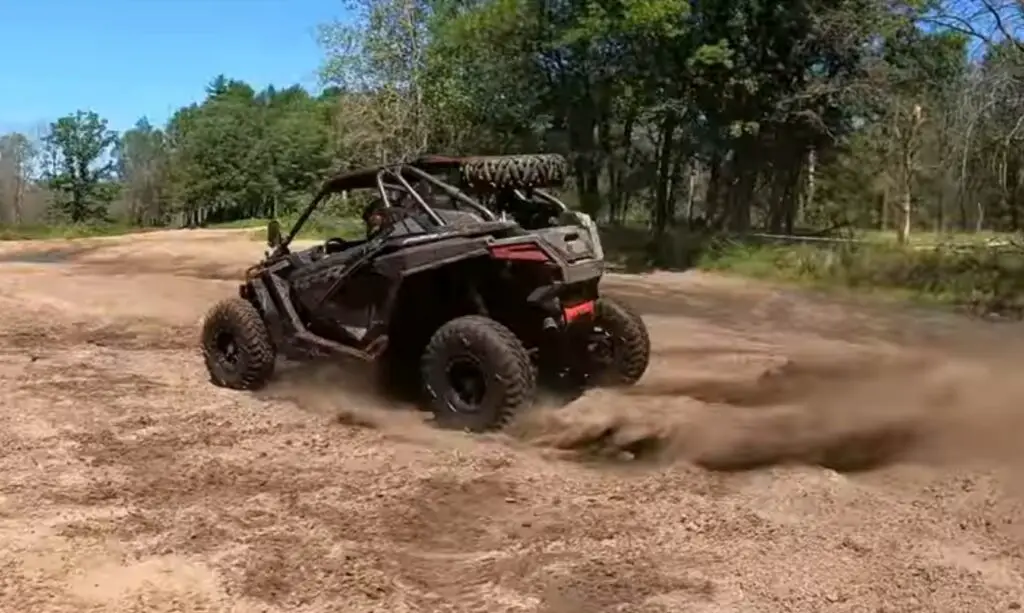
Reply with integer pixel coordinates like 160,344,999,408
201,298,276,390
420,315,536,432
588,297,650,386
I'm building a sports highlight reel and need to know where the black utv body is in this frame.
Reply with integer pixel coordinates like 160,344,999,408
200,157,650,431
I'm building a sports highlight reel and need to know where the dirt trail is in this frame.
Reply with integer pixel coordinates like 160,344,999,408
1,229,1023,613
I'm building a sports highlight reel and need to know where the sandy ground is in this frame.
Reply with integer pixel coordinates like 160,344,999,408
1,229,1024,612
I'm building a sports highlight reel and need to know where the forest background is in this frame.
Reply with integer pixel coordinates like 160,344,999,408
3,0,1024,314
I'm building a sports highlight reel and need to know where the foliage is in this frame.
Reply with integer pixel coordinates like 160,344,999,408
1,0,1024,312
0,223,152,241
697,239,1024,316
0,132,35,224
41,111,120,223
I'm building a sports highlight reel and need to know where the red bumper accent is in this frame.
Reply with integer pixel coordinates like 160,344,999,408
563,300,595,323
489,244,550,262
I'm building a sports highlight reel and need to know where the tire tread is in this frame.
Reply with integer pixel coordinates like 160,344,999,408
201,297,276,390
421,315,535,431
596,297,650,385
460,154,568,190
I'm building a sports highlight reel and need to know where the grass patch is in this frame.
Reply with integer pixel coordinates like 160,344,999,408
0,215,365,243
860,229,1015,246
598,224,1024,316
225,216,364,242
0,223,159,241
207,218,269,230
698,240,1024,316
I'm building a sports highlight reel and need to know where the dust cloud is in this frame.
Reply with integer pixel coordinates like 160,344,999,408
509,346,1024,476
268,343,1024,477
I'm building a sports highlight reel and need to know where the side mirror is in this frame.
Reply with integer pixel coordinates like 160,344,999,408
266,220,282,248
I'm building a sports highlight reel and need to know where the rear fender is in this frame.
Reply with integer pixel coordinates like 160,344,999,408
557,210,604,261
531,223,599,264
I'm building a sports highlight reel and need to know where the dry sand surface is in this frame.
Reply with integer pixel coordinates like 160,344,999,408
1,229,1024,612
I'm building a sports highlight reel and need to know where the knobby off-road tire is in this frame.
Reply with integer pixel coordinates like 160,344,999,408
421,315,537,432
201,297,276,390
594,297,650,386
460,154,568,190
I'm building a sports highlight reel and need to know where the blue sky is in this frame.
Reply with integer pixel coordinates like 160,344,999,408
0,0,347,134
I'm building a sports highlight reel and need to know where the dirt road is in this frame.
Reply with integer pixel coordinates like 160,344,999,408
1,229,1023,613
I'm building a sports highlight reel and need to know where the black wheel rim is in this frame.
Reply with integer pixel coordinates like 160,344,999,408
215,330,239,365
445,357,487,413
588,326,615,368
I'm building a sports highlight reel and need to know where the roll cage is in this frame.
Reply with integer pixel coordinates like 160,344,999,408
276,159,499,255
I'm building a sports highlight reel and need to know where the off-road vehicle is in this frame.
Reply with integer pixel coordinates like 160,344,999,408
200,157,650,431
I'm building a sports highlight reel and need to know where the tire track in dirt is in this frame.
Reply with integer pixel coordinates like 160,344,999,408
1,339,719,612
253,326,1024,608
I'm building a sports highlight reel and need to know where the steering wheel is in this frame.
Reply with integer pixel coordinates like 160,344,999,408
324,237,349,254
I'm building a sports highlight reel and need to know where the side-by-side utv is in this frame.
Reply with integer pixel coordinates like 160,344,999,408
200,155,650,431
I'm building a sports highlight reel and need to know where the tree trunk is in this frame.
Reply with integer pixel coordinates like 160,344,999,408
12,173,24,224
653,111,678,236
895,104,923,245
880,188,888,231
726,138,756,233
803,148,816,226
706,152,724,229
897,190,911,245
684,161,696,227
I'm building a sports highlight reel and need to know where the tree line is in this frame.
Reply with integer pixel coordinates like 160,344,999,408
1,0,1023,244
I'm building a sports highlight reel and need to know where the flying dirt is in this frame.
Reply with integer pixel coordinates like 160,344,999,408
0,229,1023,613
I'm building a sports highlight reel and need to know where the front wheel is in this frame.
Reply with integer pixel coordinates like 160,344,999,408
420,315,537,432
200,298,277,390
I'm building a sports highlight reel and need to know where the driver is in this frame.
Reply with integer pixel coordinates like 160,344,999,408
361,196,409,238
362,198,387,238
361,185,424,237
319,199,393,255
